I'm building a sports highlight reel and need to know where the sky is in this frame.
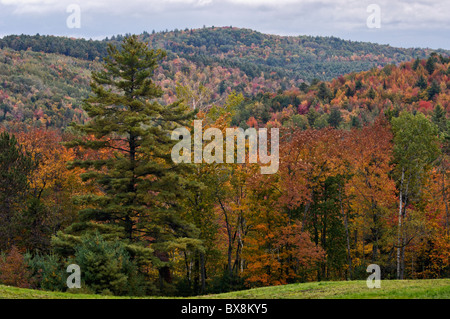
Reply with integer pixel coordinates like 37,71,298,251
0,0,449,50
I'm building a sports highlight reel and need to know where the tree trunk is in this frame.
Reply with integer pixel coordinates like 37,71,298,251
156,251,173,290
200,252,206,294
397,168,404,280
339,185,352,280
442,169,449,236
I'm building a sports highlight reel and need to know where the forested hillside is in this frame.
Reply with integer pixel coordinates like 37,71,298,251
0,49,97,128
233,53,450,129
0,32,448,298
3,27,446,83
1,28,449,129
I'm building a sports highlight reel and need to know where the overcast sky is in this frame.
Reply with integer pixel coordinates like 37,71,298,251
1,0,449,49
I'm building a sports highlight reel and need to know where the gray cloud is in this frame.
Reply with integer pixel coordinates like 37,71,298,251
0,0,449,49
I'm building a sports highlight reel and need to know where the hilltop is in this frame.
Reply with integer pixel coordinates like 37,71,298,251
232,52,450,129
0,27,449,129
3,27,448,83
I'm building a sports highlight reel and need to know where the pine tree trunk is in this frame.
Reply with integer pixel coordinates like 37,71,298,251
200,252,206,294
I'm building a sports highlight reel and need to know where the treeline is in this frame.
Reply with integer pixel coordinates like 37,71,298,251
143,27,443,82
0,34,109,61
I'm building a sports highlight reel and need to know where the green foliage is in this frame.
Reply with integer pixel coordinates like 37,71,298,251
350,115,362,128
314,113,329,129
0,34,109,61
0,132,36,251
416,75,428,90
425,56,436,74
292,114,309,129
432,104,448,134
73,232,147,296
317,82,332,102
428,80,441,100
392,112,440,175
57,35,198,292
207,271,246,295
367,87,376,99
307,107,320,127
24,252,66,291
303,176,347,280
18,198,52,253
328,107,343,128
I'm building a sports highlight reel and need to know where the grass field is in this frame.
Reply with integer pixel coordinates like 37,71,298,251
0,279,449,299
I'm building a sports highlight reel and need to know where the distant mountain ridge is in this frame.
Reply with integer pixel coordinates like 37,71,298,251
1,27,449,129
2,27,448,83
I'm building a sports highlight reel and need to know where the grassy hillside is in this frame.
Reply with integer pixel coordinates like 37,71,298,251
200,279,450,299
1,279,448,299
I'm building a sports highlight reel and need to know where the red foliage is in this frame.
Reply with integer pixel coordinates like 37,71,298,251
0,246,34,288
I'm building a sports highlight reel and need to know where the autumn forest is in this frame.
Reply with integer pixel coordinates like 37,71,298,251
0,28,449,297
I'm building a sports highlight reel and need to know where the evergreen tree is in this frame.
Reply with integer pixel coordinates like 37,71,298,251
415,75,427,90
350,115,362,128
412,58,420,71
317,82,331,102
425,56,436,74
328,107,343,128
299,82,309,93
52,35,198,291
73,232,147,296
428,80,441,100
0,132,36,251
432,104,447,134
367,87,376,99
307,106,320,127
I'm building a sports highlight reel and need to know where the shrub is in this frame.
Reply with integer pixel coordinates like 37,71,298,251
0,246,34,288
73,232,151,296
24,252,66,291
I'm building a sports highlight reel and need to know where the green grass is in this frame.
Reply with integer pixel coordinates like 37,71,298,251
0,279,449,299
199,279,450,299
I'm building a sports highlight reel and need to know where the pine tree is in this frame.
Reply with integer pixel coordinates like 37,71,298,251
425,56,436,74
0,132,36,251
432,104,447,134
428,80,441,100
415,75,427,90
53,35,198,290
412,58,420,71
317,82,331,102
328,107,343,128
307,107,320,127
